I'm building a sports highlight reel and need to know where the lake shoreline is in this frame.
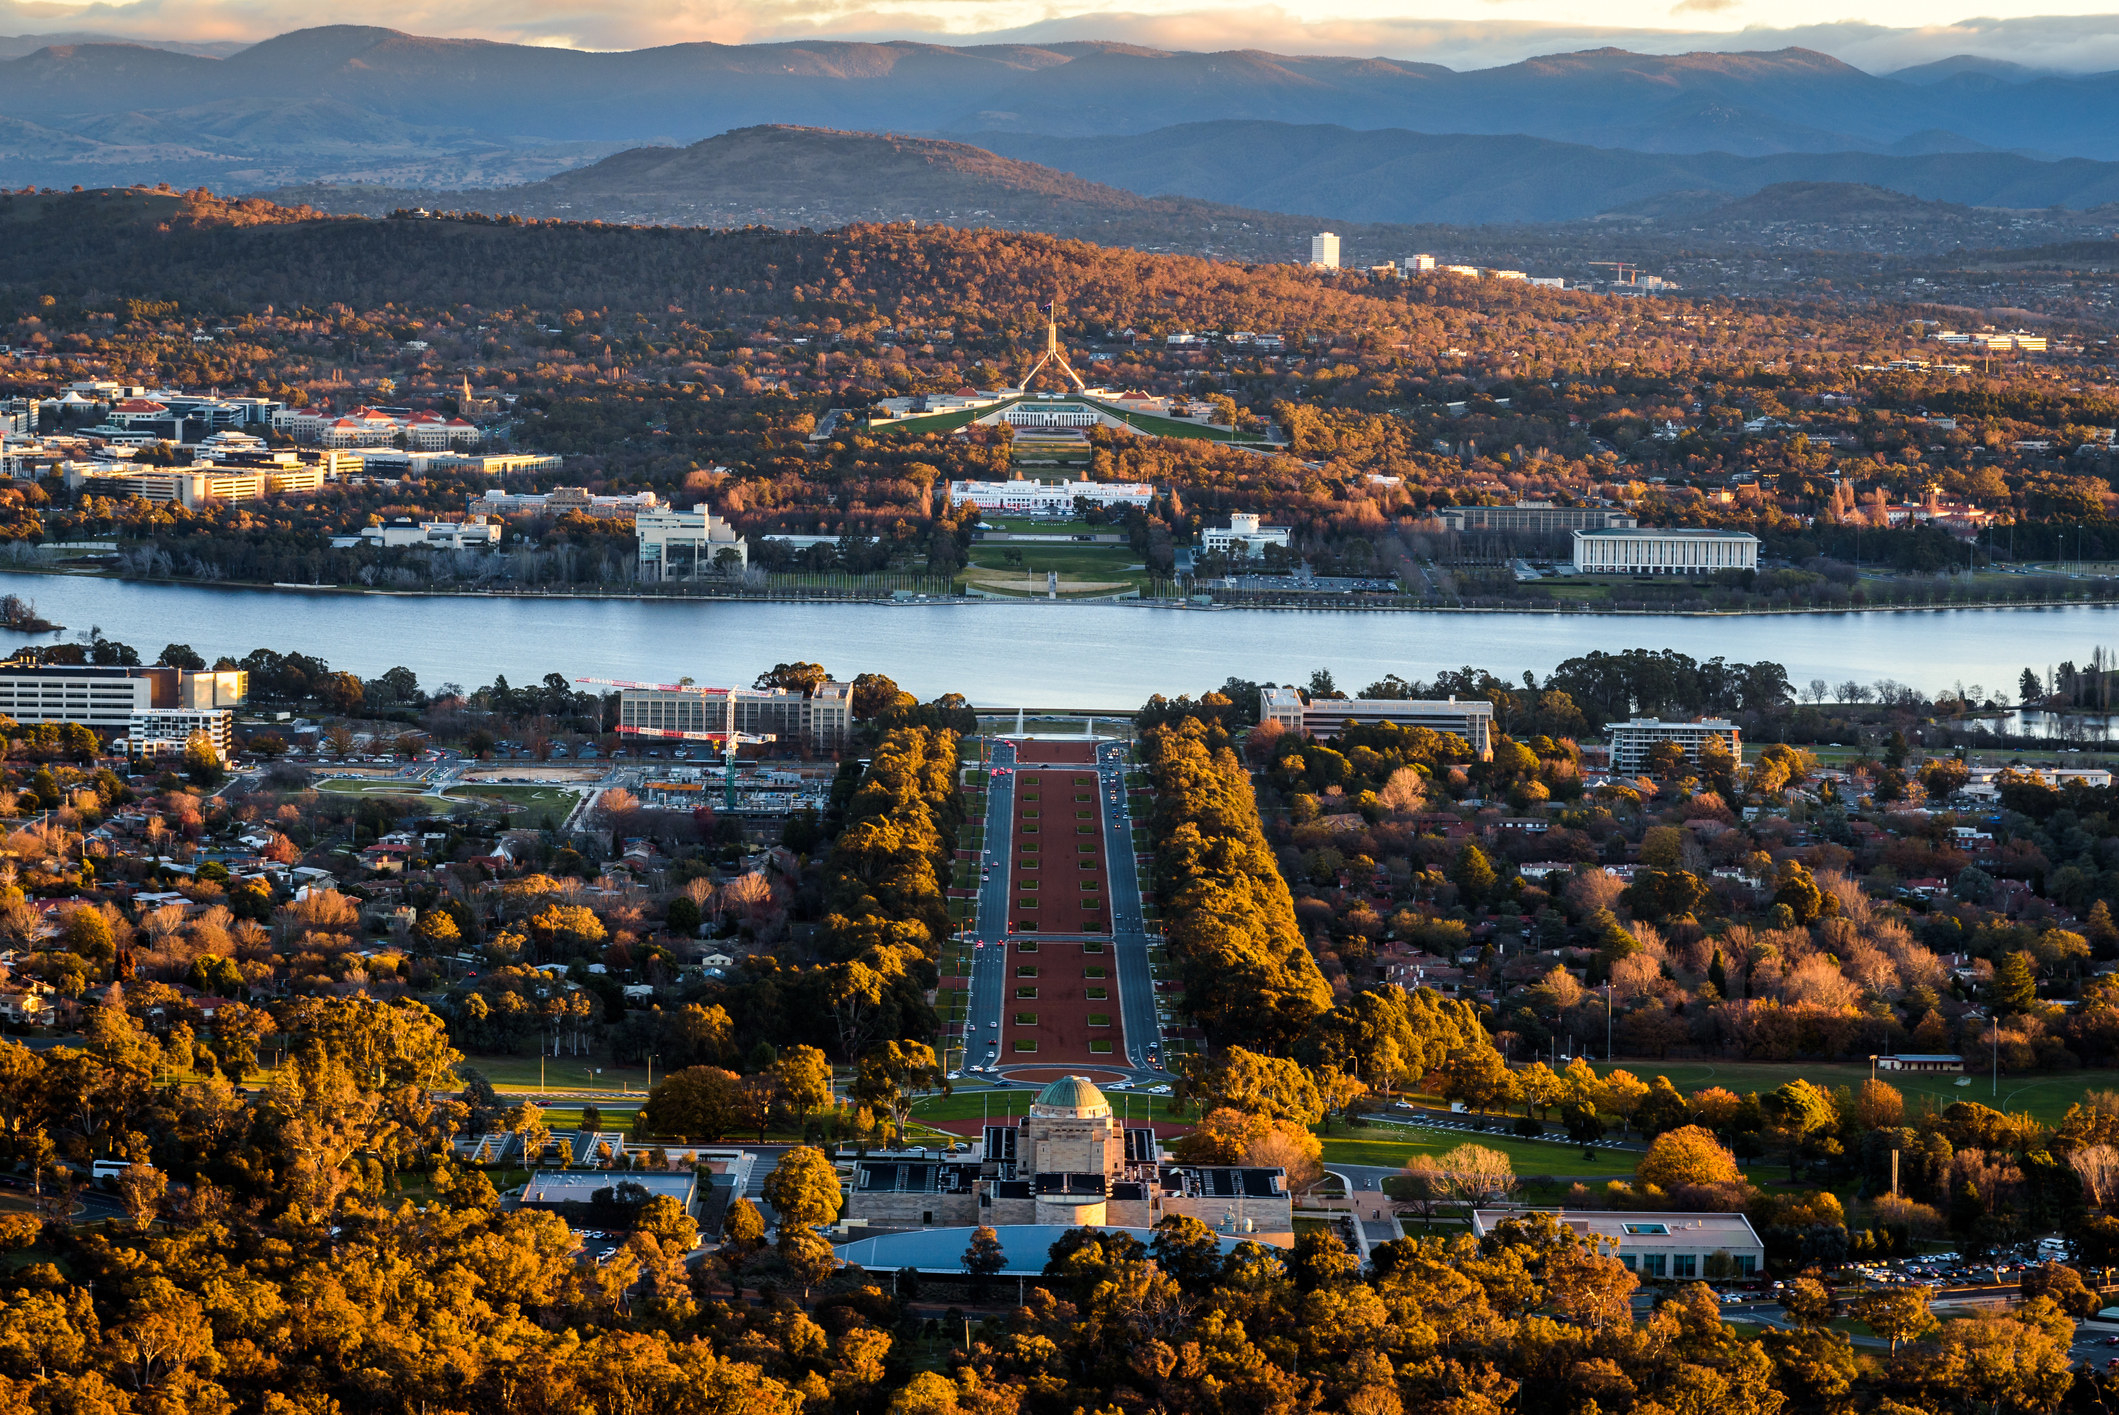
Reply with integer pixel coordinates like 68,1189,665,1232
10,566,2119,619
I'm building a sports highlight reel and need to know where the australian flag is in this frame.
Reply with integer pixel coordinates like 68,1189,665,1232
1040,301,1053,313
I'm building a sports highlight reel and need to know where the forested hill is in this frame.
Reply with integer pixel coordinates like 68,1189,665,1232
0,186,1487,336
259,125,1333,261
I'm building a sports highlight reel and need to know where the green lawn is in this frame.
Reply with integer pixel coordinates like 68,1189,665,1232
1318,1126,1639,1179
1577,1059,2119,1126
316,778,433,797
440,784,583,815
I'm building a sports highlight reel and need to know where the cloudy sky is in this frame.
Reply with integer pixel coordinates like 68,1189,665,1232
6,0,2119,72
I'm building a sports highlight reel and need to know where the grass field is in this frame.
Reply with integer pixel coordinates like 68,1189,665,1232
1579,1059,2118,1125
316,777,432,797
1318,1126,1638,1178
962,542,1153,595
441,784,581,815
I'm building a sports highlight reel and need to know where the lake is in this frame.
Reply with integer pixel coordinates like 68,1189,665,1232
4,573,2116,707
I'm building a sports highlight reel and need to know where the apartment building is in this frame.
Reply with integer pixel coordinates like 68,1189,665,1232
1607,718,1741,775
125,708,235,760
1261,685,1494,758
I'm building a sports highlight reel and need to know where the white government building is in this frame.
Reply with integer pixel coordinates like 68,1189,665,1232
946,478,1154,515
1202,512,1291,555
1572,527,1759,575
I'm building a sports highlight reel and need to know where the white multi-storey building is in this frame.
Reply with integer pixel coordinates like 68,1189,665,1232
1572,528,1759,575
1607,719,1741,775
126,708,234,760
1310,232,1341,269
636,506,749,582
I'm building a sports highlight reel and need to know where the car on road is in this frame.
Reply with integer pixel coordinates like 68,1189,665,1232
988,1021,998,1029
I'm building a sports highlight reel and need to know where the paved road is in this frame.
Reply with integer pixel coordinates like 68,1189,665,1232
959,740,1016,1076
1097,739,1165,1072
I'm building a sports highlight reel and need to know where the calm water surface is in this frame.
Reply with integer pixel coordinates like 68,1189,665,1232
4,573,2115,707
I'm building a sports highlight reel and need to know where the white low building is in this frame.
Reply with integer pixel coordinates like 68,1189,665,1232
1470,1209,1764,1280
361,517,501,550
1202,513,1290,556
1261,685,1493,759
946,478,1153,516
1572,527,1759,575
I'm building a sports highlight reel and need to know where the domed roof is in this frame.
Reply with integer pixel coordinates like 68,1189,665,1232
1030,1074,1111,1119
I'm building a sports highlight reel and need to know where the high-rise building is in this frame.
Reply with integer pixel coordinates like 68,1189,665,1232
1309,232,1340,270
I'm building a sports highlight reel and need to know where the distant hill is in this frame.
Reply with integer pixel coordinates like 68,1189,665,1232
8,26,2119,196
977,122,2119,224
262,126,1342,261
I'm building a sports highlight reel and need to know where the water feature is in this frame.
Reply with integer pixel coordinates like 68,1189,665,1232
5,572,2117,708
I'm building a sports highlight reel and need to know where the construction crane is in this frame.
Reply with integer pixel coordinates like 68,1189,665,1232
574,677,768,810
1589,261,1640,286
616,725,775,811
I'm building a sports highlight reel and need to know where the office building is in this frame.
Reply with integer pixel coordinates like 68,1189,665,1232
1201,513,1291,555
1309,233,1341,270
473,486,654,519
62,460,331,509
1438,501,1639,533
1571,528,1759,575
1261,686,1493,759
0,665,246,733
1403,254,1436,273
1606,718,1741,775
617,679,851,751
635,506,748,582
1470,1209,1763,1279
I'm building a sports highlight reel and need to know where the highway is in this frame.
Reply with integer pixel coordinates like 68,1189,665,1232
959,739,1016,1077
1097,738,1165,1073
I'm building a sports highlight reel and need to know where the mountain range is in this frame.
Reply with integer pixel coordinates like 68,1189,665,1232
269,124,2119,240
6,27,2119,180
8,26,2119,232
